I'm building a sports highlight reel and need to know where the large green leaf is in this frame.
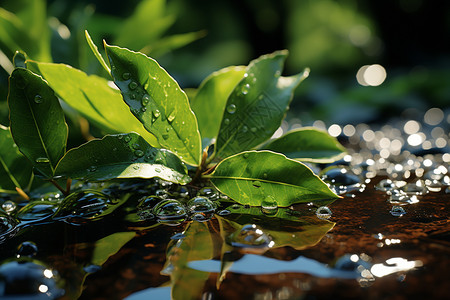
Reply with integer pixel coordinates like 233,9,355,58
104,43,202,166
8,68,68,178
190,66,246,141
261,127,347,163
209,151,339,207
55,133,190,184
214,51,309,159
27,61,159,147
0,125,33,192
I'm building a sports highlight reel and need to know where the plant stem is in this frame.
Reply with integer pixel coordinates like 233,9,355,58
15,187,30,201
50,179,70,196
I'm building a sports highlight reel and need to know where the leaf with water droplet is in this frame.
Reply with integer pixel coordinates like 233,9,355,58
26,61,159,148
55,133,190,184
0,125,33,192
104,43,201,166
260,127,346,163
209,151,339,207
215,51,309,160
190,66,246,143
8,68,68,178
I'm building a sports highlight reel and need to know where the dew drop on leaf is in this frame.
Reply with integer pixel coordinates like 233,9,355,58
250,127,257,133
141,107,147,112
134,150,144,158
227,104,237,114
34,95,43,104
122,72,131,80
155,168,162,173
241,83,250,95
242,126,248,133
223,118,230,125
133,165,140,170
153,109,161,118
253,180,262,188
35,157,50,163
2,201,16,214
141,94,150,106
124,135,131,142
162,134,169,140
128,81,138,90
167,112,176,123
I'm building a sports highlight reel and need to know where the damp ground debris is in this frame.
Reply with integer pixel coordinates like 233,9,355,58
0,107,449,300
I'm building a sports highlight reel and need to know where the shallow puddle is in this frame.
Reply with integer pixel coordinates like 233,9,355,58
0,110,449,300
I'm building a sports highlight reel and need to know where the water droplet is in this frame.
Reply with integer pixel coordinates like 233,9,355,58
261,195,278,216
153,199,187,226
243,153,250,159
2,201,16,214
130,93,136,99
129,81,138,90
390,206,406,217
167,112,176,123
124,135,131,142
162,133,169,140
250,127,257,133
153,109,161,118
217,209,231,216
122,72,131,80
241,83,250,95
187,196,216,214
241,126,248,133
134,150,144,158
133,165,140,170
88,166,97,172
253,180,262,188
227,224,273,251
34,95,43,104
227,104,237,114
35,157,49,163
132,143,140,150
320,166,363,195
155,168,162,173
223,118,230,125
274,70,281,77
316,206,332,219
16,241,38,258
375,179,396,191
141,107,147,112
399,180,427,195
141,94,150,106
262,173,268,179
0,259,64,298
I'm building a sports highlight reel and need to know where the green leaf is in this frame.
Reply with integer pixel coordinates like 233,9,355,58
27,61,159,147
0,125,33,192
85,30,110,74
55,133,190,184
261,127,347,163
190,66,246,141
13,50,27,68
209,151,339,207
215,51,309,159
8,68,68,178
104,43,202,166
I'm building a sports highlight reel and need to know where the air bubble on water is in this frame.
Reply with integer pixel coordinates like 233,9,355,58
153,199,187,226
35,157,50,163
129,81,138,90
375,179,396,191
390,206,406,217
2,201,16,214
187,196,216,214
16,241,38,258
227,224,274,250
217,209,231,216
34,95,43,104
122,72,131,80
227,104,237,114
241,83,250,95
316,206,332,219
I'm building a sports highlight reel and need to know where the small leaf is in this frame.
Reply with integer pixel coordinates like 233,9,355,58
209,151,339,207
190,66,246,141
0,125,33,192
104,43,202,166
261,127,347,163
55,133,190,184
8,68,68,178
27,61,159,147
215,51,309,159
85,30,110,74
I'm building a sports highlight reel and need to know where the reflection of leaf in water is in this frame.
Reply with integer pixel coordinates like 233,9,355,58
162,221,218,300
218,206,335,250
91,232,136,266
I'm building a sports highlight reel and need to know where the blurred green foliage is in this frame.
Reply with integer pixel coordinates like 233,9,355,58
0,0,448,128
